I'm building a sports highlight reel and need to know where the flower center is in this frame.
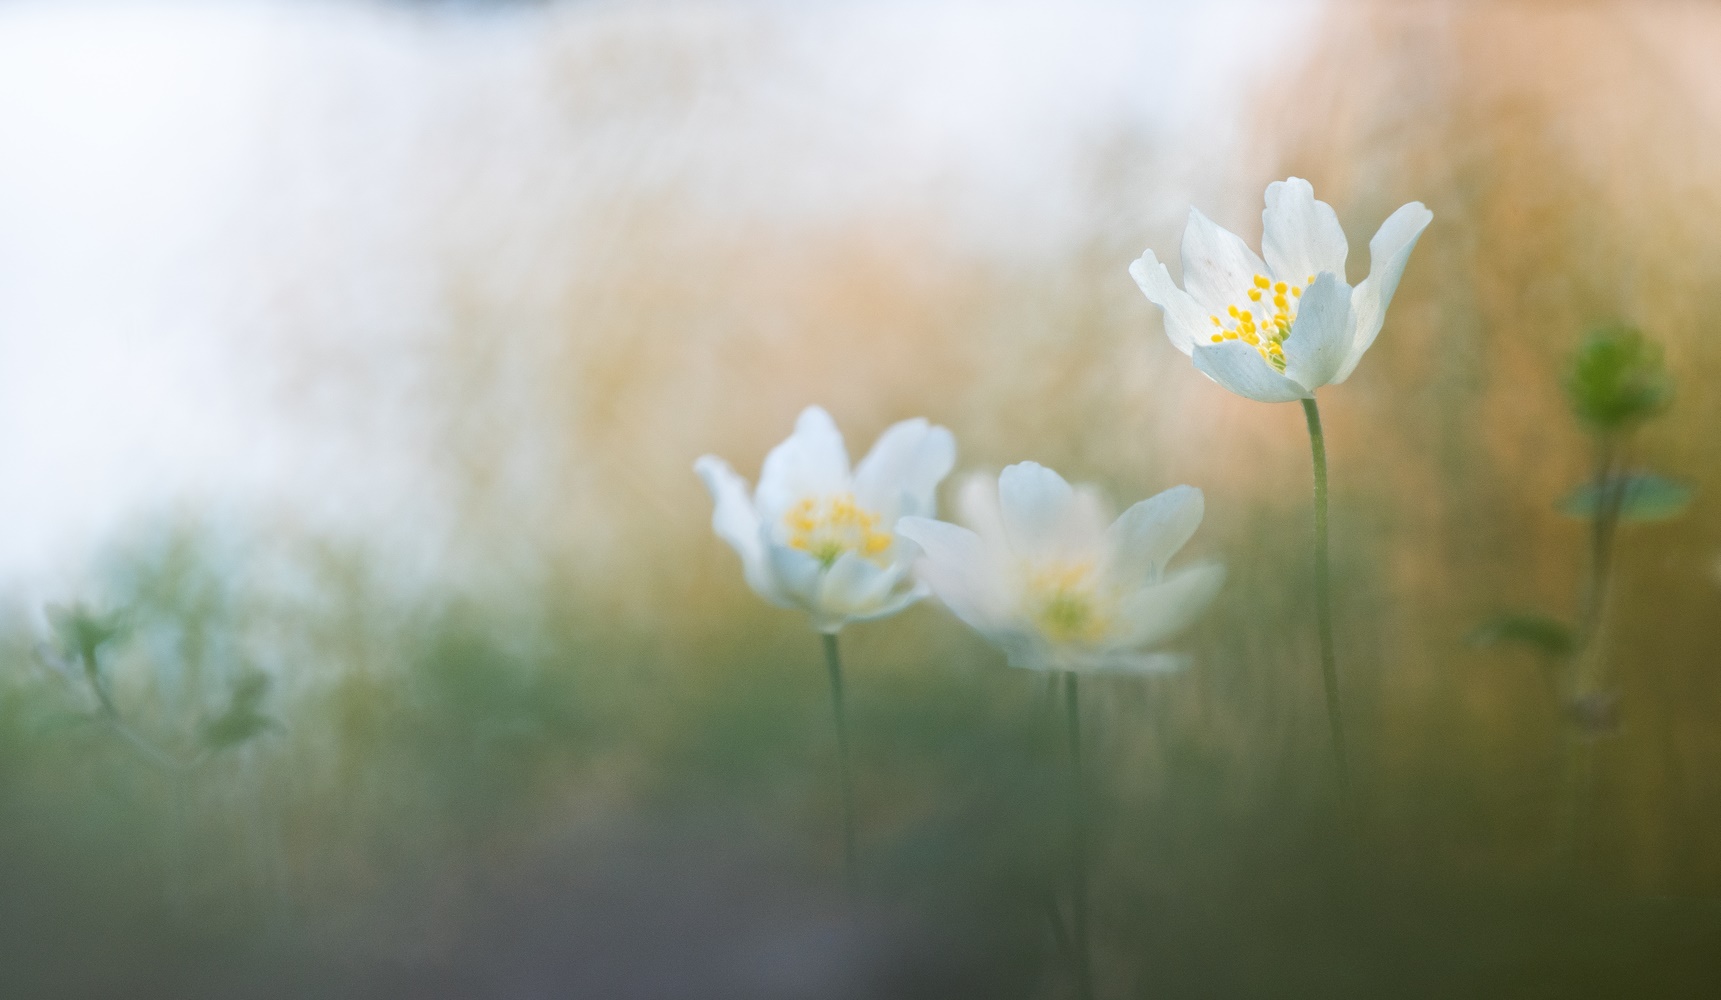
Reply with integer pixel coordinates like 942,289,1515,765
1027,561,1112,645
1207,273,1316,373
783,493,893,568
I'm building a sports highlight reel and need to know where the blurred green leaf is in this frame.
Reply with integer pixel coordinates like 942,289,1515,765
199,669,278,751
44,603,127,667
1563,324,1672,432
1468,614,1576,658
1559,473,1692,522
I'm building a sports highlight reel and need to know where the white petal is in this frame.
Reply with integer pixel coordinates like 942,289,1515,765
844,582,928,626
1129,248,1211,356
820,553,902,615
852,418,956,521
997,462,1075,557
766,542,823,610
695,455,786,606
1105,485,1204,586
1180,206,1270,314
1191,340,1310,403
1334,201,1432,383
956,472,1008,547
756,406,851,523
1280,271,1353,393
896,516,1010,634
1063,484,1114,558
1116,561,1225,649
1261,178,1348,284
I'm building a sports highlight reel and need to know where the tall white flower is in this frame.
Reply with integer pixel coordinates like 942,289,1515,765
696,406,956,633
1130,177,1432,402
896,462,1223,674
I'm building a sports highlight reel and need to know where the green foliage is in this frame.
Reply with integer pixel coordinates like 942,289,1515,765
45,602,126,669
1559,472,1693,522
1468,613,1576,658
198,668,278,751
1563,324,1672,433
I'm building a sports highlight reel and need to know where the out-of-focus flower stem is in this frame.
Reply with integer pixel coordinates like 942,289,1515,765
1556,433,1630,873
1064,671,1095,1000
821,632,858,899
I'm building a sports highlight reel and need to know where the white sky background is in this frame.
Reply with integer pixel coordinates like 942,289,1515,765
0,0,1318,595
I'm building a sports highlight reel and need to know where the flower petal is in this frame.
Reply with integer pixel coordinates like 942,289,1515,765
1280,271,1352,393
955,472,1009,548
756,406,851,524
1261,178,1348,285
812,553,914,631
695,455,786,606
766,542,823,610
1191,340,1310,403
1105,485,1204,586
896,516,1010,634
1129,248,1211,356
998,462,1076,558
1115,561,1225,649
852,417,956,521
1180,206,1270,314
845,583,928,625
1334,201,1432,383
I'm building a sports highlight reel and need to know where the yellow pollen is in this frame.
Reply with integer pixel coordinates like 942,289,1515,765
1206,269,1311,371
783,494,893,568
1306,274,1316,284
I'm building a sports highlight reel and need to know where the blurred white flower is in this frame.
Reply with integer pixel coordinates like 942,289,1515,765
896,462,1223,674
1131,177,1432,402
696,406,956,633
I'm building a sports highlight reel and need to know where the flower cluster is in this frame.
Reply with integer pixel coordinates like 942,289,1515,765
698,178,1430,673
700,412,1221,671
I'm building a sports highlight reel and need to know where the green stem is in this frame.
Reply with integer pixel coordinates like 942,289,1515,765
821,632,858,897
1064,671,1095,1000
80,647,198,774
1301,397,1352,811
1557,435,1626,874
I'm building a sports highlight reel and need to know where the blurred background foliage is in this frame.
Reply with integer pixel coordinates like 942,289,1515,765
1,0,1720,996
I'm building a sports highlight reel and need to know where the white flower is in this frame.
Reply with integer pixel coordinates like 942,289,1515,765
1131,177,1432,403
896,462,1224,674
696,406,956,633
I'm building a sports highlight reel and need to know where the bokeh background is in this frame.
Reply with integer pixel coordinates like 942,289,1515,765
1,0,1719,996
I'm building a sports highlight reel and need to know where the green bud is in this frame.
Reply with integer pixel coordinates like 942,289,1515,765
1563,324,1672,433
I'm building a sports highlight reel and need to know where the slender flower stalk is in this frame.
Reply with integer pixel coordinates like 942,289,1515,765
1063,671,1095,1000
1301,398,1351,806
821,632,858,896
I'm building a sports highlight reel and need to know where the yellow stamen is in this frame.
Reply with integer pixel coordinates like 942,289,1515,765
784,494,893,568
